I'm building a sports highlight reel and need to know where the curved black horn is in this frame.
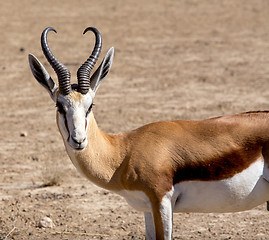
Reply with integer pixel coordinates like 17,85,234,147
77,27,102,94
41,27,71,95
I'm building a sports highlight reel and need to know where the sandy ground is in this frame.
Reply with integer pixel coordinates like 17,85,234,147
1,0,269,239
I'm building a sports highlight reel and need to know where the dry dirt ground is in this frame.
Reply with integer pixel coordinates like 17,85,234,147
1,0,269,239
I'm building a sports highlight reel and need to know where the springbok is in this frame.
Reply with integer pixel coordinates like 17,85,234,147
29,27,269,240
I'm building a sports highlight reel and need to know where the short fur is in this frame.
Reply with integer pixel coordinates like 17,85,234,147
29,32,269,240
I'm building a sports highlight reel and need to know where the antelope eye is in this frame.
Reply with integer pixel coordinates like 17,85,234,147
56,102,65,114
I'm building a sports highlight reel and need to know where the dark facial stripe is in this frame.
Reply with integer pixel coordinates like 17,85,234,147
63,113,70,141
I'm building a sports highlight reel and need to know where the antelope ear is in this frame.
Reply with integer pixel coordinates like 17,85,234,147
28,54,57,101
90,47,114,93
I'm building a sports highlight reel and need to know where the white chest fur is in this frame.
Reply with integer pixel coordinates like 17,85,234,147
116,190,152,212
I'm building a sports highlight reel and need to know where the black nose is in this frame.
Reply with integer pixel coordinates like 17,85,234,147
71,136,86,145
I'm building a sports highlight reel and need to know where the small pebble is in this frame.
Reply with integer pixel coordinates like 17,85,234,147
20,132,27,137
38,217,55,228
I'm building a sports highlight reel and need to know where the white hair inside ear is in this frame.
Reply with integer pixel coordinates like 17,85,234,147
90,47,114,93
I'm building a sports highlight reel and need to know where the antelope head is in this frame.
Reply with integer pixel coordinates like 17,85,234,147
29,27,114,151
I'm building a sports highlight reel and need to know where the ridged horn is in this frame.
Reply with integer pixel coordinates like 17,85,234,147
41,27,71,95
77,27,102,94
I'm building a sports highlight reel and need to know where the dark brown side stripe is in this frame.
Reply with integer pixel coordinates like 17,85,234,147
172,144,262,185
169,112,269,185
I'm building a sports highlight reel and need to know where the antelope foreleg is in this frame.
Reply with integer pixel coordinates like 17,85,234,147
147,196,173,240
144,212,155,240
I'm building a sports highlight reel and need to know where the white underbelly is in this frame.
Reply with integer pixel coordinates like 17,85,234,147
116,158,269,214
174,158,269,213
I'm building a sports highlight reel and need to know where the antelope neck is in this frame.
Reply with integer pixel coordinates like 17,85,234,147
70,112,127,191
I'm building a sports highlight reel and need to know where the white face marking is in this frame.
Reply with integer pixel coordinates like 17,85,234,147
56,91,94,151
171,158,269,213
